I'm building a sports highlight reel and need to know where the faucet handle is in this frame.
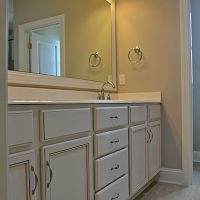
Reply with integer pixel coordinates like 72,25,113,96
107,93,111,100
97,93,101,100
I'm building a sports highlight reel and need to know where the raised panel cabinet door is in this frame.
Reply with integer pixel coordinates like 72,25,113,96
42,136,93,200
148,121,161,180
129,125,148,196
8,151,37,200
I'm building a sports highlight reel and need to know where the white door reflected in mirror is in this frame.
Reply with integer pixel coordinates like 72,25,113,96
17,15,65,77
30,29,61,76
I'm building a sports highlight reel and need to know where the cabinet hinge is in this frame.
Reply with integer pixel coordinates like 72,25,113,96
27,42,32,49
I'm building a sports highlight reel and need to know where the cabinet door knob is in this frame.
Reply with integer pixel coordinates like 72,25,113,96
31,166,38,195
46,161,53,188
111,164,119,171
111,193,120,200
110,139,119,144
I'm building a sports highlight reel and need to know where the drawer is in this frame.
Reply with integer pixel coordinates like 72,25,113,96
95,148,128,191
95,128,128,158
8,111,34,147
130,105,147,125
94,107,128,131
41,108,92,140
148,104,161,121
95,174,129,200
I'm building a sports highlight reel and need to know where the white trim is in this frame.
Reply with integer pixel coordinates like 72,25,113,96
180,0,193,186
18,14,66,76
193,151,200,163
8,70,116,91
9,0,117,91
159,168,184,185
111,0,117,87
0,0,8,198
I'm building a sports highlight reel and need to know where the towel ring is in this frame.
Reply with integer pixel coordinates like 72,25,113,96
89,52,101,67
128,46,143,64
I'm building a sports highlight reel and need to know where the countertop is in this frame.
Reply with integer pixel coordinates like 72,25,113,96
8,99,161,105
8,92,162,105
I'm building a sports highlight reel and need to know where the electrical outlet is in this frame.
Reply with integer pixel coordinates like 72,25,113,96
119,74,126,85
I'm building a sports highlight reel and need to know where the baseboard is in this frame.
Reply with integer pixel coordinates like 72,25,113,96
159,168,184,185
193,151,200,163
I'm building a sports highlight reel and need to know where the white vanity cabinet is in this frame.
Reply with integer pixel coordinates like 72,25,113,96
8,111,34,147
40,108,92,141
94,106,129,200
129,124,148,195
8,151,37,200
8,111,37,200
42,136,93,200
148,121,161,179
8,102,161,200
94,106,128,131
129,104,161,197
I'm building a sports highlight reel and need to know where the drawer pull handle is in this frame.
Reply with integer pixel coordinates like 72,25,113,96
110,116,119,119
46,161,53,188
147,130,150,143
110,139,119,144
111,164,119,171
111,193,120,200
150,129,154,142
31,166,38,195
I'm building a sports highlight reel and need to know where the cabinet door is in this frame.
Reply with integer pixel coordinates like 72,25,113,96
129,125,148,196
8,151,37,200
148,121,161,179
42,136,93,200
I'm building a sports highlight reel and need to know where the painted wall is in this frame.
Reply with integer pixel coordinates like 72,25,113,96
116,0,182,169
12,0,112,82
191,0,200,152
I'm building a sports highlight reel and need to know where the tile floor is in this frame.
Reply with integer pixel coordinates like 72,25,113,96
136,163,200,200
193,162,200,185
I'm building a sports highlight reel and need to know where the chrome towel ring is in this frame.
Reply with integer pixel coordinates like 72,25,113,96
89,52,101,67
128,46,143,64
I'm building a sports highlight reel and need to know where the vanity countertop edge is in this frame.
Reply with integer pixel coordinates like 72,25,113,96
8,99,161,105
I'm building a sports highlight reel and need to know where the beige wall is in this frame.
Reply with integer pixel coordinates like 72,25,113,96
13,0,112,82
116,0,182,169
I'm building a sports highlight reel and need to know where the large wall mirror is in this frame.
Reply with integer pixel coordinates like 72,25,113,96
8,0,116,91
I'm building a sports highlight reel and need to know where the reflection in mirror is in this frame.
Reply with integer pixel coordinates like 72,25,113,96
8,0,113,83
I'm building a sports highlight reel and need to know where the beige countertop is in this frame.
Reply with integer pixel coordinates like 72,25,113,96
8,92,162,105
8,99,161,105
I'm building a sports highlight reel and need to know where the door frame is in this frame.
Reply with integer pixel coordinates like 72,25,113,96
180,0,193,186
0,0,8,198
18,15,66,76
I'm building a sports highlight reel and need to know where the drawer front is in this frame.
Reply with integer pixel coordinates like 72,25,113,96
41,108,92,140
95,148,128,191
130,105,147,125
95,107,128,131
95,175,129,200
95,128,128,158
8,111,34,146
148,105,161,121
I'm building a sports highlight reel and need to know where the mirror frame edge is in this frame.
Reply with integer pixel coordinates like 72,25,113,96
8,0,117,92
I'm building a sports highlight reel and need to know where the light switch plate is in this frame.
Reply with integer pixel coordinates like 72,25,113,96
119,74,126,85
107,75,113,82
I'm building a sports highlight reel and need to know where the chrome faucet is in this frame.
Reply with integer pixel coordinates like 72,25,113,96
98,81,115,100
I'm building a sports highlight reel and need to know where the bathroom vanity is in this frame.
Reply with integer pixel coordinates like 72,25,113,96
8,100,161,200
